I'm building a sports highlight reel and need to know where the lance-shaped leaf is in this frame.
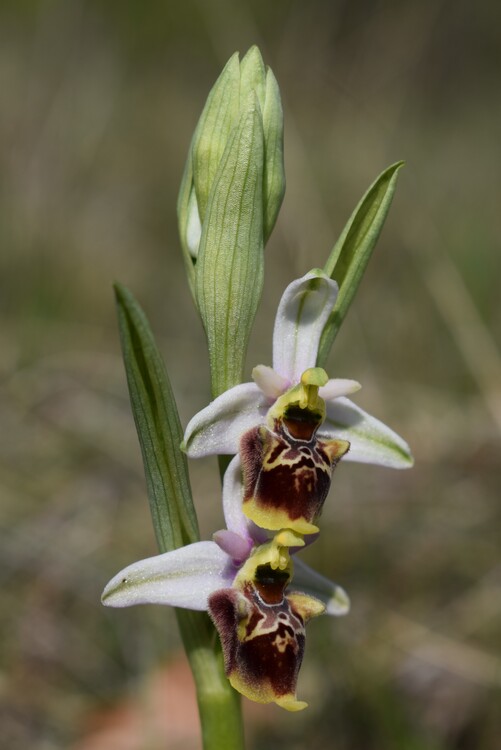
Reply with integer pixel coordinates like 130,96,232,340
317,161,404,366
114,284,199,550
196,95,265,397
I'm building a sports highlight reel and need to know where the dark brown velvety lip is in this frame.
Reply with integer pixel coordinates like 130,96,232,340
283,405,322,441
253,563,290,605
208,583,306,702
241,426,333,523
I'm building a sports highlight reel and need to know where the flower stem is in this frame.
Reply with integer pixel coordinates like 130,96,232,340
176,610,245,750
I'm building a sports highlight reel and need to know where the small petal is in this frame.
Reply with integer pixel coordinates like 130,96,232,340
319,378,361,400
291,558,350,616
101,542,234,610
286,591,326,621
213,530,252,563
321,397,414,468
272,270,339,384
183,382,267,457
252,364,289,399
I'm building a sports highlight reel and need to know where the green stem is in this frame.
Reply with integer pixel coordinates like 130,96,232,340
176,610,245,750
177,452,244,749
185,317,247,748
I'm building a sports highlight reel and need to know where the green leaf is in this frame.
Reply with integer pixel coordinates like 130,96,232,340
317,161,404,367
114,283,199,552
195,95,264,398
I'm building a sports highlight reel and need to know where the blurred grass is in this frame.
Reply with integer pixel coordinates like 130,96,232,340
1,1,500,749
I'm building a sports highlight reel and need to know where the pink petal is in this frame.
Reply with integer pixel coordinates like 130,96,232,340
252,365,289,399
319,378,361,400
213,530,252,563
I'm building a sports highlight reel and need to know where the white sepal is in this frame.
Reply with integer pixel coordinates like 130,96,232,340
101,542,234,610
322,397,414,468
272,270,339,383
183,383,267,457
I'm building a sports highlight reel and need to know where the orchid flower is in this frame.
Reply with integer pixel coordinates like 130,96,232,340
102,457,349,710
183,270,413,533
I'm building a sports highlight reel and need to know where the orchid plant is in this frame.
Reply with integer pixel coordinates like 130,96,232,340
102,46,412,750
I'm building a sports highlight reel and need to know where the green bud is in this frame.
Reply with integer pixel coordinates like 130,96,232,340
177,47,285,396
178,47,285,271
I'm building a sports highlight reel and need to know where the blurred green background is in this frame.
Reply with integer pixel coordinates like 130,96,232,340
1,1,500,748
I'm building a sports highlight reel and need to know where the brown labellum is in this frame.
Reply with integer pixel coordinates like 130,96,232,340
240,420,350,534
208,564,323,710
